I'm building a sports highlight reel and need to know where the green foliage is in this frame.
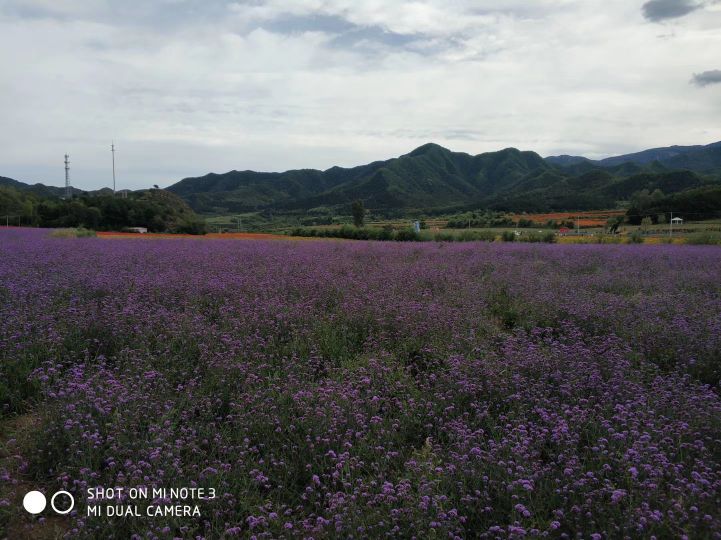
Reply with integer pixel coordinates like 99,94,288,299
516,218,534,228
524,231,557,243
626,185,721,224
606,216,624,233
170,143,642,215
543,231,557,243
455,230,496,242
351,200,365,227
50,228,97,238
0,186,206,234
425,229,496,242
633,189,666,208
0,186,35,217
289,227,423,242
432,231,456,242
394,229,421,242
685,232,721,245
291,227,560,244
446,211,513,229
629,231,644,244
593,234,623,244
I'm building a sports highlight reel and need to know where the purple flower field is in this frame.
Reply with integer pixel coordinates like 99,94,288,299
1,228,721,539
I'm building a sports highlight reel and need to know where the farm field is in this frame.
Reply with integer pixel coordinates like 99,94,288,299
1,228,721,539
509,211,626,228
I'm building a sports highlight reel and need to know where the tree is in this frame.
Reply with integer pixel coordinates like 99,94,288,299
607,216,624,234
351,200,365,228
0,187,31,217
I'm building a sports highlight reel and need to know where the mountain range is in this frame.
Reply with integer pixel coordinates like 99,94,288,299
166,141,721,214
3,140,721,215
546,140,721,170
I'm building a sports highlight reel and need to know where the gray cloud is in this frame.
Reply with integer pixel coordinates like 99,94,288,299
1,0,237,29
692,70,721,86
255,13,449,58
260,13,356,35
642,0,703,21
1,1,720,189
328,26,426,52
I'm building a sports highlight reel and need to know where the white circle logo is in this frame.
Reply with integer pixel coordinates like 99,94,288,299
23,491,47,514
50,491,75,515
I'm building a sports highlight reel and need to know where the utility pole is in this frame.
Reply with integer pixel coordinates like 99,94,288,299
669,212,673,238
111,142,116,194
64,154,71,199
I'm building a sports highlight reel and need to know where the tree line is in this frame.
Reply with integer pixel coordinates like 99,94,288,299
0,186,206,234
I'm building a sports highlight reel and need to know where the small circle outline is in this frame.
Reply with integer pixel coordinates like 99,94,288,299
50,491,75,515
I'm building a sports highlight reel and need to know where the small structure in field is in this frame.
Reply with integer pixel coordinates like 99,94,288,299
671,217,683,225
127,227,148,234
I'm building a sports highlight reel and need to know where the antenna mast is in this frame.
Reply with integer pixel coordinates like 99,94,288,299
111,142,116,194
64,154,71,199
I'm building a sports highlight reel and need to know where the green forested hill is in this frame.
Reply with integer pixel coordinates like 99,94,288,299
168,144,561,213
166,143,721,214
546,141,721,170
0,185,205,233
0,175,85,198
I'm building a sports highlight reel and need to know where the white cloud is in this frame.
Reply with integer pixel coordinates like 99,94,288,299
0,0,720,189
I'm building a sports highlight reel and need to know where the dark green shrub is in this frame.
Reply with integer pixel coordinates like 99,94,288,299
629,231,644,244
457,230,496,242
686,232,721,245
517,218,534,228
542,231,557,243
50,227,97,238
377,228,394,241
339,225,356,239
395,230,420,242
176,220,207,235
433,231,456,242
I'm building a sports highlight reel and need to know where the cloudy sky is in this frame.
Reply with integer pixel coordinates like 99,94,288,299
0,0,720,190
